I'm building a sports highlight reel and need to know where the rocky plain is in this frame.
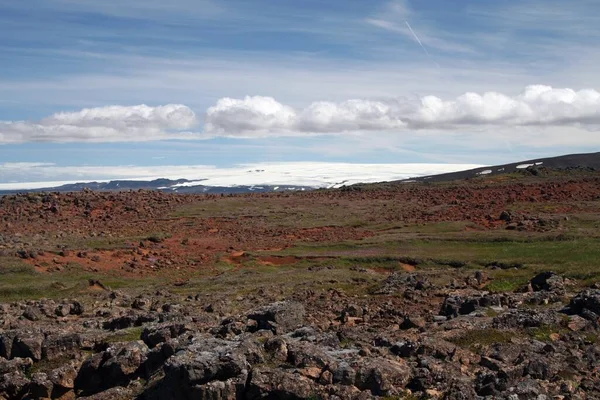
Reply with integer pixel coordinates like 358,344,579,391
0,167,600,399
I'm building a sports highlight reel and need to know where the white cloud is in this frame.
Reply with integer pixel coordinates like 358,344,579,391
297,100,405,132
0,162,56,169
204,96,296,135
2,86,599,144
204,97,406,137
205,86,600,136
0,104,198,144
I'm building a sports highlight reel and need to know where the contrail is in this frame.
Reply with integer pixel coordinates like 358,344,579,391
405,22,512,154
405,20,430,57
405,20,440,69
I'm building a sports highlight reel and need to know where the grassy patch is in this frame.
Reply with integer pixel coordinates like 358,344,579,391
0,258,37,275
486,271,530,293
276,236,600,284
527,326,568,342
28,354,76,377
145,232,172,243
170,196,404,229
0,256,175,302
583,333,599,344
450,329,516,351
104,326,144,343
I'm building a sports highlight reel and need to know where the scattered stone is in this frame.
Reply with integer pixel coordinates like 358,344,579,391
23,305,43,321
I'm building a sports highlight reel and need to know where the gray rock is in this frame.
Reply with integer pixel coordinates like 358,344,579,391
286,340,334,368
78,386,134,399
247,301,305,334
569,289,600,318
0,357,33,374
0,371,30,399
530,271,565,294
55,303,71,317
0,331,18,359
246,369,317,400
141,323,190,348
102,341,149,384
42,333,82,360
12,331,44,361
23,305,43,321
70,301,85,315
29,372,53,399
75,341,149,396
132,297,152,311
354,358,411,396
155,336,249,399
264,337,288,361
332,362,356,385
49,363,78,389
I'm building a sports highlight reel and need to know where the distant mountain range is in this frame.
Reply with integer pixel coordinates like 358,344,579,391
1,152,598,195
398,151,600,183
0,179,313,196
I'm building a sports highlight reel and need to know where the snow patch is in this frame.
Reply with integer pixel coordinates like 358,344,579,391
0,162,483,191
516,163,535,169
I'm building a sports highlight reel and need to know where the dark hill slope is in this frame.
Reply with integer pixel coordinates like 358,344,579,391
401,151,600,183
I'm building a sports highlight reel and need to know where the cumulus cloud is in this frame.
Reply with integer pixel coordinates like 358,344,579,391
204,85,600,136
0,104,198,144
2,86,600,144
204,96,296,135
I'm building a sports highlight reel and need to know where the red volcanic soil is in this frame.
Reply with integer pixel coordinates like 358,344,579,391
2,176,600,276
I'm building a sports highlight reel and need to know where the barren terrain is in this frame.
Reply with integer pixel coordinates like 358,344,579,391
0,168,599,399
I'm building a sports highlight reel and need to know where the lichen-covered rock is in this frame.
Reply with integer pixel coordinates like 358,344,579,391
152,336,249,399
247,301,305,334
29,372,53,399
246,369,318,400
141,323,190,348
569,289,600,318
0,331,18,359
0,371,30,400
42,333,83,360
354,358,412,396
12,331,44,361
78,386,135,400
48,362,79,389
22,306,43,322
75,341,149,396
0,357,33,375
530,271,565,294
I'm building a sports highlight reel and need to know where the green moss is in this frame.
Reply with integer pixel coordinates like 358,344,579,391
486,277,529,293
450,329,515,351
146,232,172,243
527,326,568,342
583,333,599,344
104,326,145,344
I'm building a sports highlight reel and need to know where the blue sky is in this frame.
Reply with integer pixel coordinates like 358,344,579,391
1,0,600,184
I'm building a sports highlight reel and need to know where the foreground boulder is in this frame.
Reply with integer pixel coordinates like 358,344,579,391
12,331,44,361
75,340,149,396
147,336,249,399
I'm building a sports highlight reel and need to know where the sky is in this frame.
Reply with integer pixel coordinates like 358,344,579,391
1,0,600,186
